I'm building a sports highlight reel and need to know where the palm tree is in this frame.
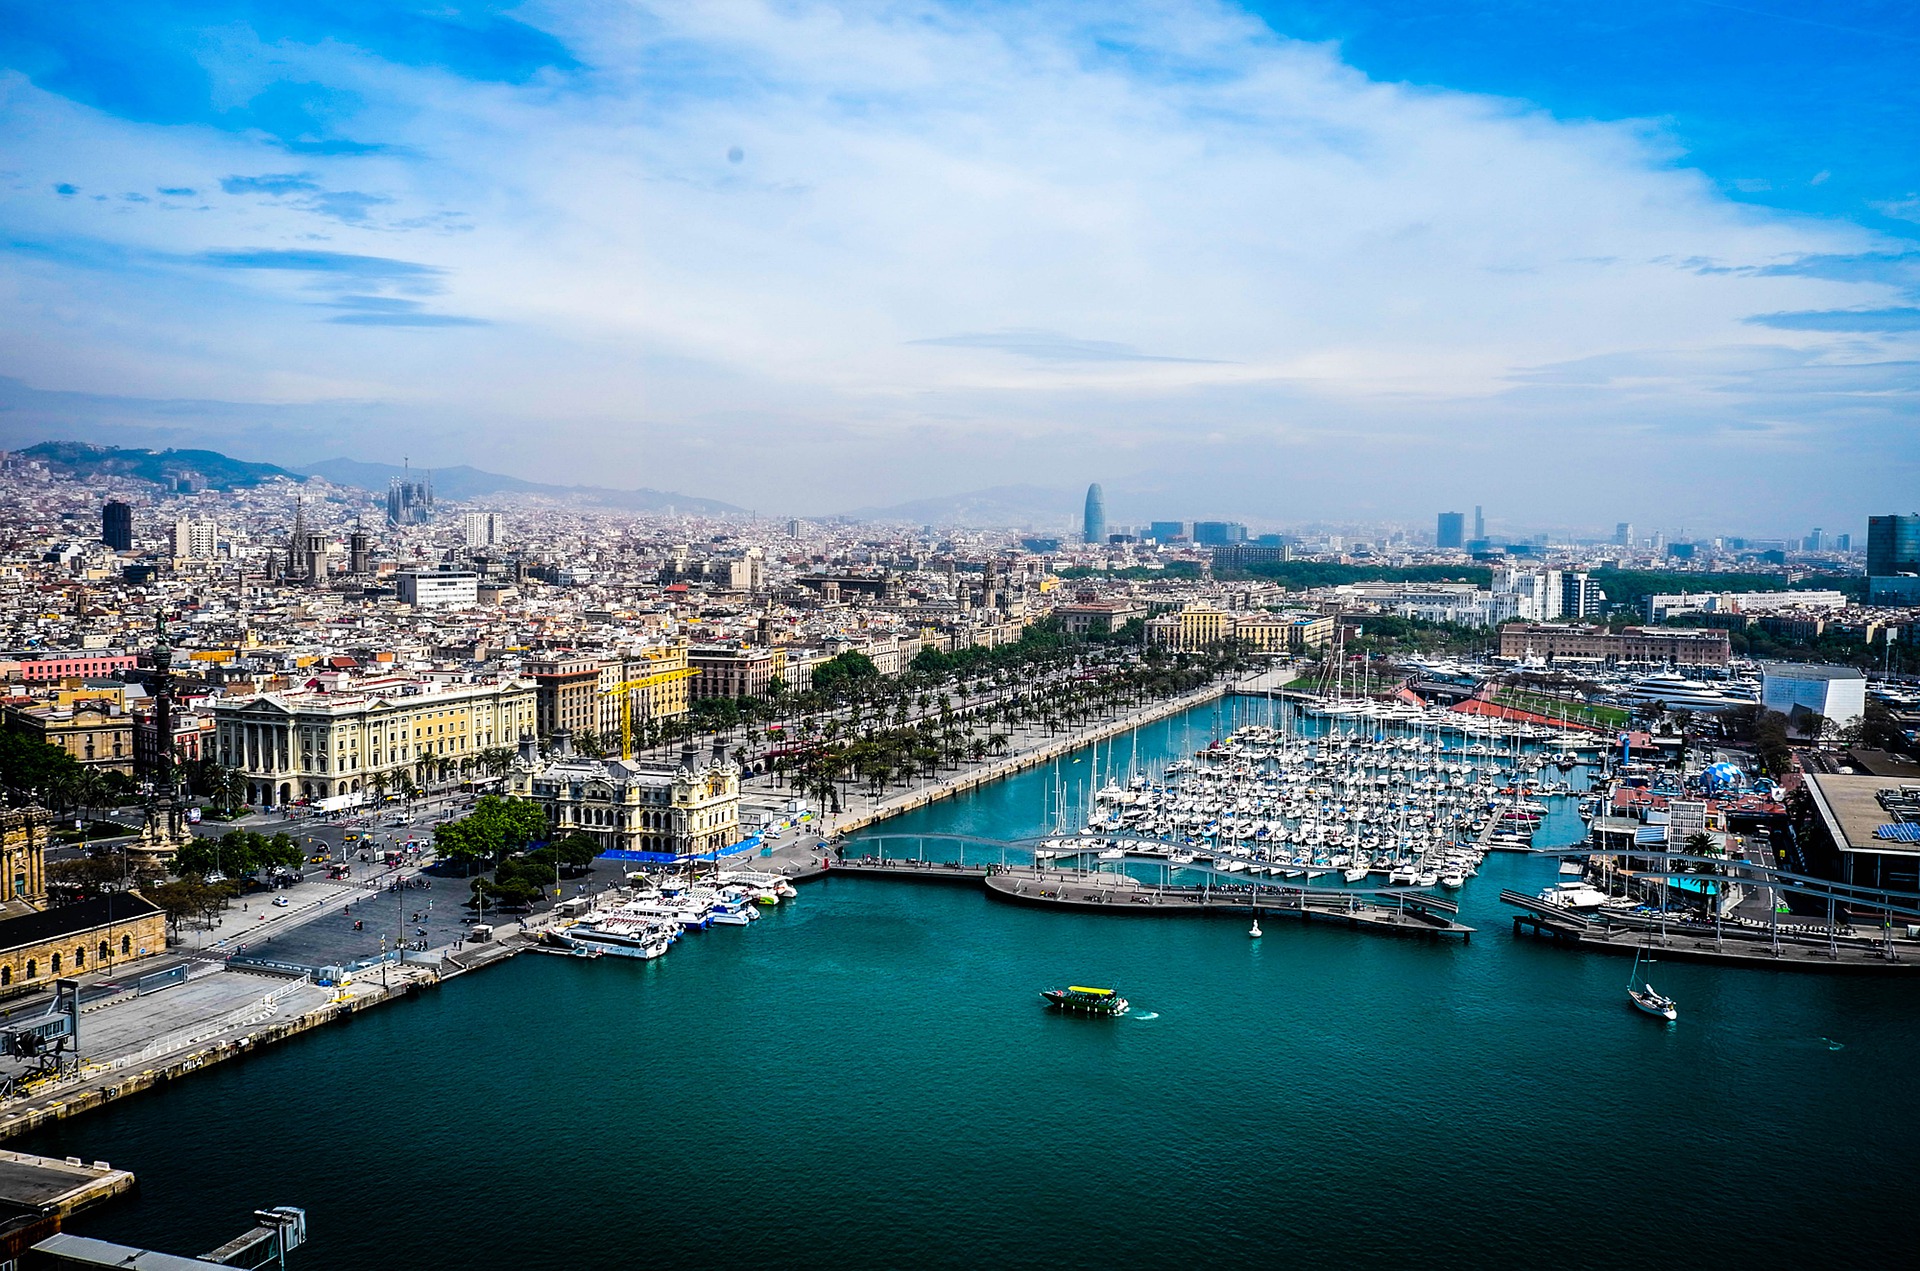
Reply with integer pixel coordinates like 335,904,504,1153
45,768,81,821
74,768,111,830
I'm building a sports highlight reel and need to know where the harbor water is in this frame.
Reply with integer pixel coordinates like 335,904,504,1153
20,697,1916,1267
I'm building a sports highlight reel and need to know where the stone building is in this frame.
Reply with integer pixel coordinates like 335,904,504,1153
1497,623,1731,667
508,737,741,858
0,894,165,995
211,674,537,806
2,700,133,775
0,809,50,912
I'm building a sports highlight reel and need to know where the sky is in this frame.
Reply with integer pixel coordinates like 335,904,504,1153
0,0,1915,534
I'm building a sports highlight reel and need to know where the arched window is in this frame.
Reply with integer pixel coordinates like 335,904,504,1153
121,935,131,955
25,960,36,979
74,946,84,968
50,953,61,974
1,966,10,986
100,942,111,962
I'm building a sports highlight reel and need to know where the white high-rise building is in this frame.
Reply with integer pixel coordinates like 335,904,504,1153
1494,568,1559,621
461,510,503,548
170,517,220,560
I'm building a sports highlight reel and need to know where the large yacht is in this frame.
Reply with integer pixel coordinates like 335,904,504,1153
1617,672,1756,712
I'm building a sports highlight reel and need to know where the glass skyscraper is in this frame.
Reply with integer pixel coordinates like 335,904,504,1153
1867,514,1920,578
1083,483,1106,544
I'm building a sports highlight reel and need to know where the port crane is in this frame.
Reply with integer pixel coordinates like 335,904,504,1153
599,664,699,759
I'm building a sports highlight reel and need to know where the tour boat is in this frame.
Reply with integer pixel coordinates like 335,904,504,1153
1040,985,1130,1016
556,924,672,960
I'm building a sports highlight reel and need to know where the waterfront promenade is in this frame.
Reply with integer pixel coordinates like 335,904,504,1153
734,669,1280,853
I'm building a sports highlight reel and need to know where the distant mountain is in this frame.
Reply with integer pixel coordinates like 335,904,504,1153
838,484,1078,528
294,457,744,514
21,441,301,490
296,459,545,502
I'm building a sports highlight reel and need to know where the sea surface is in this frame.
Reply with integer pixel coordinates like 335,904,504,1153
21,697,1915,1268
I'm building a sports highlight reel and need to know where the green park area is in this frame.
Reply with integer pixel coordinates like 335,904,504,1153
1488,687,1630,729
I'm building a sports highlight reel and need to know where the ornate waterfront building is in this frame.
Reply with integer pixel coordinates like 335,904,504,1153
508,735,741,858
212,674,537,807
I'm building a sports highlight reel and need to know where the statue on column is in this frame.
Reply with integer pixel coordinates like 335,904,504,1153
134,613,190,871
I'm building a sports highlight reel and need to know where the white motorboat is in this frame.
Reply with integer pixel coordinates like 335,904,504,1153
1537,881,1611,910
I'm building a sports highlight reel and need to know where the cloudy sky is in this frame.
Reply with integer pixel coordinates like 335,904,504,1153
0,1,1914,533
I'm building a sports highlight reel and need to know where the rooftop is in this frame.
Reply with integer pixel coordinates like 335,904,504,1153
1761,662,1866,681
1804,773,1920,858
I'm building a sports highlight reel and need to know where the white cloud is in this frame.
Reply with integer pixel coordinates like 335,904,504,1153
0,1,1913,528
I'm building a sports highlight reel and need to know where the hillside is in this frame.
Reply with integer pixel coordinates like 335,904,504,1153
296,457,744,514
21,441,301,490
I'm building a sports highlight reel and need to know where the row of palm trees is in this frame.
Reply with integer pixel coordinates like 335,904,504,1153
763,646,1248,816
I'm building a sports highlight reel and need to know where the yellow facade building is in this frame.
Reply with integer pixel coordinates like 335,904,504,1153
212,675,538,806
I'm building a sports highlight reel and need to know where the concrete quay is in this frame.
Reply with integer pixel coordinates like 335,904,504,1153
0,1147,134,1217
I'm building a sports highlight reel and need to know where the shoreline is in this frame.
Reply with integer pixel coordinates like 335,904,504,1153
0,682,1252,1143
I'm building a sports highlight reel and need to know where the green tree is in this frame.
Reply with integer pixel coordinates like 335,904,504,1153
810,651,879,693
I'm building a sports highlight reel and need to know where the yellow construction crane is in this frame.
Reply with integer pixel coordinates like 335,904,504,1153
599,667,699,759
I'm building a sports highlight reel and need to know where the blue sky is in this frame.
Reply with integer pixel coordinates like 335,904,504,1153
0,1,1914,531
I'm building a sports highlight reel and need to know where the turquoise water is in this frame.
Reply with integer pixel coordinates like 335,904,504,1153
21,699,1915,1267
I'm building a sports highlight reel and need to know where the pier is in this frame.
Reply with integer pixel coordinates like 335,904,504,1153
984,868,1473,937
828,857,1473,938
1500,890,1920,973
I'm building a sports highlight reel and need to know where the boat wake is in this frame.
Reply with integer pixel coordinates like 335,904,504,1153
1821,1037,1845,1051
1130,1011,1160,1021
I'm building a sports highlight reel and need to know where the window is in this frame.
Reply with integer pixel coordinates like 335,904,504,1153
25,960,35,979
122,935,131,954
51,953,60,974
74,946,84,968
1,967,9,986
100,941,111,962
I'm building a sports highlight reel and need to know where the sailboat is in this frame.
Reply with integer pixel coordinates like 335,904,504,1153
1627,945,1677,1021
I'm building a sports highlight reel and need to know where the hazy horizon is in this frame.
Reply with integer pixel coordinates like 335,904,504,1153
2,2,1915,531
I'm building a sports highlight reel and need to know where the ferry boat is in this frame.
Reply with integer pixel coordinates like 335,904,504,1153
1040,985,1130,1016
551,923,673,960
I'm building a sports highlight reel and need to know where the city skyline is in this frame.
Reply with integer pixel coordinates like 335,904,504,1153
1,2,1915,528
